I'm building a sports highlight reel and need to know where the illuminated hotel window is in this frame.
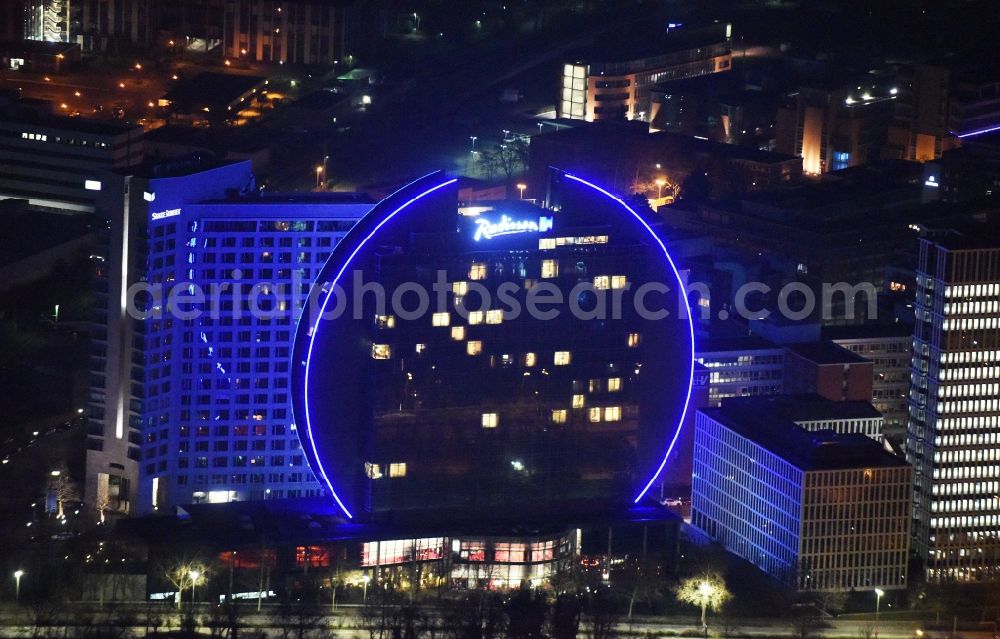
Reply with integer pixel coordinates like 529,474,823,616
375,315,395,329
365,462,383,479
453,281,469,295
432,312,450,327
589,379,602,393
588,407,602,423
539,238,556,250
467,340,483,356
608,377,622,392
469,311,484,325
572,394,585,409
470,263,487,280
551,409,568,424
482,413,499,428
594,275,610,290
415,343,427,354
604,406,621,422
523,352,537,367
451,326,466,341
389,462,407,478
554,351,571,365
542,259,559,278
611,275,628,289
628,332,641,348
372,344,392,359
486,309,503,324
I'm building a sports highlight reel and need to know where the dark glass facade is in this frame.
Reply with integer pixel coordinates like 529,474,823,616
293,170,693,525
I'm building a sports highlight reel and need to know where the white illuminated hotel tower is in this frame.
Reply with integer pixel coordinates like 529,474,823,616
908,231,1000,581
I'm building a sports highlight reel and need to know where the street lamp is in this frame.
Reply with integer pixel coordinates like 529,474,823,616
517,183,527,199
315,165,324,190
470,136,477,152
362,575,371,605
13,570,24,602
189,570,201,604
875,588,885,638
655,178,666,199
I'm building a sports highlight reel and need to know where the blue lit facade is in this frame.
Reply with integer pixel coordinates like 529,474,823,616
692,404,911,592
87,159,373,515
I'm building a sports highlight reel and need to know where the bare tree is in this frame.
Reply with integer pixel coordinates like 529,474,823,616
47,464,79,520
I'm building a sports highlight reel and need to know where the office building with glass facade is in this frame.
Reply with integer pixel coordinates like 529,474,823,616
692,400,911,592
908,232,1000,581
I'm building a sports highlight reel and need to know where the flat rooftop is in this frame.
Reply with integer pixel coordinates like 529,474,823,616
822,323,914,341
0,108,141,136
703,404,905,471
162,72,266,114
720,394,882,423
787,340,869,365
696,335,782,353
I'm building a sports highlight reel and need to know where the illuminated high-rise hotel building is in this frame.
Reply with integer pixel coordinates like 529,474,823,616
292,170,695,524
908,231,1000,581
86,158,372,516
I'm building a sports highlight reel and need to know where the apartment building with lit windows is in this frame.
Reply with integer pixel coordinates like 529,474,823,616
908,230,1000,581
692,400,911,592
560,24,731,122
87,158,373,516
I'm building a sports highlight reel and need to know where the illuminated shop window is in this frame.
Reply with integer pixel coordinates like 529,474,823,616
604,406,621,422
482,413,499,428
523,352,537,367
372,344,392,359
470,263,487,280
469,311,484,325
554,351,571,365
542,259,559,278
375,315,395,329
608,377,622,392
389,463,407,478
572,394,585,409
467,340,483,356
539,238,556,250
589,407,602,423
628,332,641,348
451,326,466,341
551,409,568,424
486,309,503,324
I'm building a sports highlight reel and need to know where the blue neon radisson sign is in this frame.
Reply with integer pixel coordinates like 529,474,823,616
473,214,553,241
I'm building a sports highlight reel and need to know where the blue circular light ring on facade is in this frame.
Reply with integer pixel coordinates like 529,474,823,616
291,170,695,519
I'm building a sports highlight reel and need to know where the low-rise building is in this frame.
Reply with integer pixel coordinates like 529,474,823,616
0,102,143,213
694,336,785,407
784,341,875,402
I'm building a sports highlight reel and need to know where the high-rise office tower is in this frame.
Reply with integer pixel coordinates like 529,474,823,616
908,231,1000,581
